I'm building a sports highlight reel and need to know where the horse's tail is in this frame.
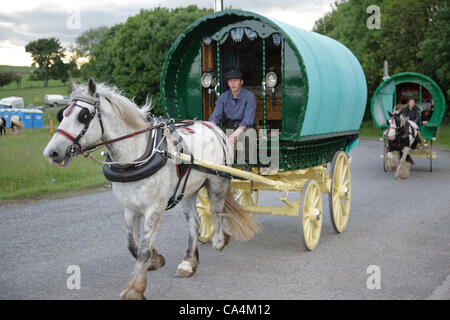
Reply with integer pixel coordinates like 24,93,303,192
221,186,261,241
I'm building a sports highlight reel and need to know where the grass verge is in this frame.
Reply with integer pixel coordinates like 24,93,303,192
0,129,108,200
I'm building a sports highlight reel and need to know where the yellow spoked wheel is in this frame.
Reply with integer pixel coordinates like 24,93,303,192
196,187,215,243
301,180,323,251
329,151,351,233
233,188,259,208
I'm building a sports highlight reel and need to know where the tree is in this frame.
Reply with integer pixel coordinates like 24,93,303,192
25,38,65,87
73,26,109,57
313,0,445,118
82,6,213,114
418,4,450,102
0,71,14,87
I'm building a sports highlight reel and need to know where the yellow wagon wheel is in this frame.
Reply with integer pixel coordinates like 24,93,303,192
301,180,323,251
329,151,351,233
196,187,215,243
233,188,259,208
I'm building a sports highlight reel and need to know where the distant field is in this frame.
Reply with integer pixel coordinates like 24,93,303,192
0,129,108,200
0,65,80,106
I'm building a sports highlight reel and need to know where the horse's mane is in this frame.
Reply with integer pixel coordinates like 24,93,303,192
72,83,153,130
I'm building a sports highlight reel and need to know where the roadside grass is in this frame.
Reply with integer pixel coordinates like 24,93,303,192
0,129,108,200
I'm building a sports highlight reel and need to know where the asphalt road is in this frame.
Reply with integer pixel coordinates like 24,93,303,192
1,139,449,300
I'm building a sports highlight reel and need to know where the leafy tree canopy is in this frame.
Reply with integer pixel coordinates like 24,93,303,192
313,0,448,117
25,38,76,87
82,5,213,114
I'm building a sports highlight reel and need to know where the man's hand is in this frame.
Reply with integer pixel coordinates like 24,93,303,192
229,126,245,144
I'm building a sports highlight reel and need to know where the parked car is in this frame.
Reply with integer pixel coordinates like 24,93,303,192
0,96,24,109
44,94,69,107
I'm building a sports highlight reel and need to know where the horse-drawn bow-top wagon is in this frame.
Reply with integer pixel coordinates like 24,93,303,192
371,72,446,172
161,10,367,250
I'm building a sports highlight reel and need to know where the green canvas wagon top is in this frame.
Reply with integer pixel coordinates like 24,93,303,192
370,72,446,140
160,9,367,170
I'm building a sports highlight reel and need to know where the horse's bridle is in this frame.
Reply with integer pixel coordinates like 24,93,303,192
55,94,167,157
55,93,105,156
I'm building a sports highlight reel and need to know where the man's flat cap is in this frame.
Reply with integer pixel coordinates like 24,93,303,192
225,69,243,80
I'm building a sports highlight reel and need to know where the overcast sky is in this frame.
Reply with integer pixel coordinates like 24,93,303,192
0,0,335,66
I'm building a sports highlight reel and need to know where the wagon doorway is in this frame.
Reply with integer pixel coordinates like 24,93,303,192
394,82,434,126
201,30,282,131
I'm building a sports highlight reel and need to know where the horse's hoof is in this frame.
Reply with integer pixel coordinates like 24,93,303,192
175,269,195,278
148,251,165,271
213,232,231,252
175,260,197,278
120,288,146,300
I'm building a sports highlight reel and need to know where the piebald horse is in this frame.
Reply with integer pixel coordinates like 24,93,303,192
43,78,260,300
0,116,6,136
386,111,420,179
10,115,23,135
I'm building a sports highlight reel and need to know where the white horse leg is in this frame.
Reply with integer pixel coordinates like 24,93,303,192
123,208,141,259
206,177,231,252
120,207,164,300
395,147,411,179
176,193,200,278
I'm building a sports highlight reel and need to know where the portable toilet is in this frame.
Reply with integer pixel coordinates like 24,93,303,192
21,109,33,128
3,109,11,127
32,109,44,128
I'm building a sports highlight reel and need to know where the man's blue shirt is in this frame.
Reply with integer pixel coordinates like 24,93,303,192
208,88,256,127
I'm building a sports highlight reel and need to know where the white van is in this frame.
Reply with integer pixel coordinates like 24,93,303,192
0,96,24,109
44,94,70,107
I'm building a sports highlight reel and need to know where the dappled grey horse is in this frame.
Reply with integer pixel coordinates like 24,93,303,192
43,78,260,299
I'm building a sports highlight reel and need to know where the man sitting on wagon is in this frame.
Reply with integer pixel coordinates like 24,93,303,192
401,99,424,146
402,99,421,125
208,69,256,144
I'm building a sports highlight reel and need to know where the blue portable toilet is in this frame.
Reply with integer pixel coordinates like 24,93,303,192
32,109,44,128
3,109,11,127
21,109,33,128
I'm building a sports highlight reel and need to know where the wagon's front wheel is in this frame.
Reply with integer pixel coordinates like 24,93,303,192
301,180,323,251
196,187,215,243
233,188,259,208
329,151,351,233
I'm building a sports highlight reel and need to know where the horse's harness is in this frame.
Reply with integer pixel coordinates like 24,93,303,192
387,113,419,151
55,93,105,156
54,94,230,209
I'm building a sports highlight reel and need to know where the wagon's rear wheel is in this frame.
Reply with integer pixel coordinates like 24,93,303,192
196,187,215,243
329,151,351,233
301,180,323,251
429,140,433,172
